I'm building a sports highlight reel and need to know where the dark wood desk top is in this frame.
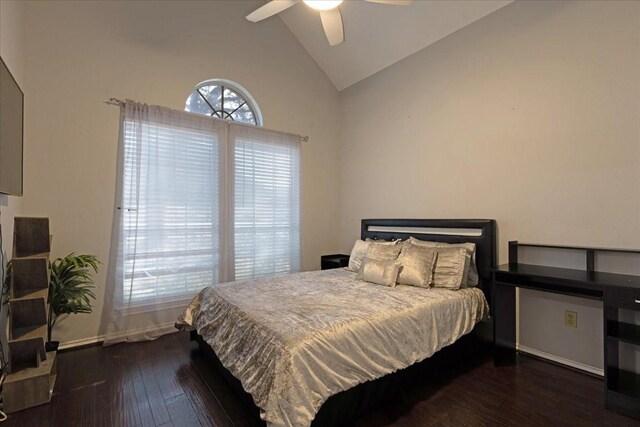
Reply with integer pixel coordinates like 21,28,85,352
494,263,640,299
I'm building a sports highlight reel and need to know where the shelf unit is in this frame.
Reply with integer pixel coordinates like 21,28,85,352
494,240,640,420
2,217,57,413
605,286,640,419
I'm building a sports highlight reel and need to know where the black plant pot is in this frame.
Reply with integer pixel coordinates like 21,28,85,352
45,341,60,352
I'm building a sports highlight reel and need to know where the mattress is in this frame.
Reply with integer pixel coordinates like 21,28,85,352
176,268,489,427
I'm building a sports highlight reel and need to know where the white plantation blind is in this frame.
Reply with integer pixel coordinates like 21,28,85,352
122,119,224,303
106,101,301,337
232,127,301,279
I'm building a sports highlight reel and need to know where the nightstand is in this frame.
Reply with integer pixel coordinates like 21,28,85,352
321,254,350,270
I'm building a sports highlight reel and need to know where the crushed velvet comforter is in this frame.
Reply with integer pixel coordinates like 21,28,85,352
176,268,489,427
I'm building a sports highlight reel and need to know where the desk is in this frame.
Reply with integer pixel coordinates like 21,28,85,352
493,241,640,420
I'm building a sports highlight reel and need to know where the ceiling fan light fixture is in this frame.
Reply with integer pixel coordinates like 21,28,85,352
303,0,343,11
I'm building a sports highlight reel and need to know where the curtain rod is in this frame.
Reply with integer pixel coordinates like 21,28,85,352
104,98,309,142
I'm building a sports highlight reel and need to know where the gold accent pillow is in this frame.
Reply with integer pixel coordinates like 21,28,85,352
396,244,437,288
356,257,402,287
365,241,402,262
409,237,479,287
431,246,469,289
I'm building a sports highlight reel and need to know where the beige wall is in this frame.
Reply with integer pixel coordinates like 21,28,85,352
21,1,341,346
0,0,25,265
339,0,640,371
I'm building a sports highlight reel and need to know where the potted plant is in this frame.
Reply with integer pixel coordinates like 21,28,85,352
46,254,100,351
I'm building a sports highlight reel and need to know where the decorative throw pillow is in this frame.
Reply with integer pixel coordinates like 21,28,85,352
365,241,402,262
396,244,437,288
348,240,370,272
365,238,401,244
408,237,437,248
436,242,478,287
431,246,469,289
356,258,401,287
409,237,479,287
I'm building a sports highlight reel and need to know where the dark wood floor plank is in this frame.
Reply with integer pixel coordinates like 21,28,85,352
53,388,84,427
81,381,97,427
142,374,172,425
179,366,234,427
133,380,155,427
5,332,640,426
94,380,112,427
165,393,201,427
122,379,142,426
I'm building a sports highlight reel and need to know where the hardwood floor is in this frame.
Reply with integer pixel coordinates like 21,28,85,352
2,332,638,426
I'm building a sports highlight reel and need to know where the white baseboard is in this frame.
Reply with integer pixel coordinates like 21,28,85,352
58,321,179,350
59,335,104,350
517,344,604,377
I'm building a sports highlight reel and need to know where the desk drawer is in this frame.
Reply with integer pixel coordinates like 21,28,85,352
606,287,640,311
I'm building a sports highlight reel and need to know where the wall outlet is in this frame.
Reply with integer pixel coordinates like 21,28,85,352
565,310,577,328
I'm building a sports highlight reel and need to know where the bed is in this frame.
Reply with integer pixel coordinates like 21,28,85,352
176,219,497,427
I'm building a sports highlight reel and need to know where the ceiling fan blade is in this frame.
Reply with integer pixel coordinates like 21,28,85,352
320,8,344,46
365,0,413,5
246,0,300,22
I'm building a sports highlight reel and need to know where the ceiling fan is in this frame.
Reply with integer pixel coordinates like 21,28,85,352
246,0,413,47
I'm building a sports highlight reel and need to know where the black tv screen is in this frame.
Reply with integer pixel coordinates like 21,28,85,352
0,56,24,196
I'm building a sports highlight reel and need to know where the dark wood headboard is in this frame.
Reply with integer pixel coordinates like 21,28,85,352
361,219,497,297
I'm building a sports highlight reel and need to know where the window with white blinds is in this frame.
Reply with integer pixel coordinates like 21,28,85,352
115,103,300,307
122,120,222,304
233,130,301,280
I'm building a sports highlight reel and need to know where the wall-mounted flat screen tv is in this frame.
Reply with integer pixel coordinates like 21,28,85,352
0,56,24,196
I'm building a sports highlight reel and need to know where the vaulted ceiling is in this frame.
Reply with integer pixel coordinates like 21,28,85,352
278,0,512,91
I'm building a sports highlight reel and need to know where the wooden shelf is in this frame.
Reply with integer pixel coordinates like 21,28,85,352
10,294,48,333
4,217,56,413
607,368,640,401
10,324,47,341
13,217,51,258
8,337,46,371
607,321,640,346
495,263,640,290
10,256,49,299
3,351,57,413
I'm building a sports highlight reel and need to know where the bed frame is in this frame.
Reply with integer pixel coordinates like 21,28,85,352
194,219,497,426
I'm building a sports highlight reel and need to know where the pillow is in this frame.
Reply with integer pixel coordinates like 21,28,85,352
348,240,370,272
409,237,479,287
348,239,402,272
407,237,437,248
356,257,401,287
365,241,402,262
431,246,469,289
365,238,400,245
396,244,437,288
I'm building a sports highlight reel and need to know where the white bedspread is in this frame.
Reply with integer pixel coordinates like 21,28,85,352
176,268,489,427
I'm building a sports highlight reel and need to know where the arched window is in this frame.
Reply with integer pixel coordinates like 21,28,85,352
185,79,262,126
